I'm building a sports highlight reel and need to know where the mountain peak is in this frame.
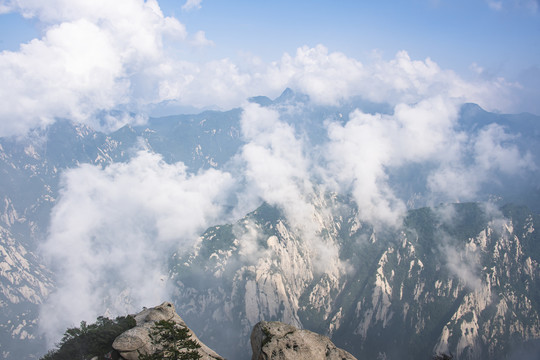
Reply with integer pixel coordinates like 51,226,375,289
274,87,309,104
248,88,309,107
277,87,295,100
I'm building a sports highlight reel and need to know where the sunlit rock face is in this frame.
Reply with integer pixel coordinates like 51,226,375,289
112,302,224,360
171,202,540,360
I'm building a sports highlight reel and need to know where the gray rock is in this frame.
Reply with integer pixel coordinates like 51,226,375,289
250,321,357,360
112,302,224,360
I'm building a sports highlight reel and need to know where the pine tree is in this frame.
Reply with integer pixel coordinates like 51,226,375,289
138,320,202,360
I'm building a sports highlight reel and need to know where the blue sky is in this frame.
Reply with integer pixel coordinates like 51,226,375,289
166,0,540,77
0,0,539,136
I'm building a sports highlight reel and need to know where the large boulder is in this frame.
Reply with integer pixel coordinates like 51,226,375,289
112,302,224,360
251,321,357,360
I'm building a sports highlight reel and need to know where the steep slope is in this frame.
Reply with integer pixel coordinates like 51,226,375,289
170,194,363,358
0,121,122,358
0,225,53,358
0,115,242,359
170,201,540,360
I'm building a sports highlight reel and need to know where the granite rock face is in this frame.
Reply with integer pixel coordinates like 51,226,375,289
112,302,224,360
251,321,357,360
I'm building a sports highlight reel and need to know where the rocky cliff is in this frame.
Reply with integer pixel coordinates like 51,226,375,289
110,302,355,360
171,201,540,360
113,302,224,360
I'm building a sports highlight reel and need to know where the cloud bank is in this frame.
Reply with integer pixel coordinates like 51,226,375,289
0,0,521,137
0,0,186,135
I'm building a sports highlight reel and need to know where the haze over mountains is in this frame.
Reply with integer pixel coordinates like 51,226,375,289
1,1,540,359
0,89,539,359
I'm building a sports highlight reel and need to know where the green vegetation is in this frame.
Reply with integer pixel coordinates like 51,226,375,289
139,320,201,360
40,315,136,360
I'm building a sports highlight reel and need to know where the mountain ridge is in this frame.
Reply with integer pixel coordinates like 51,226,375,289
0,93,539,359
170,200,540,360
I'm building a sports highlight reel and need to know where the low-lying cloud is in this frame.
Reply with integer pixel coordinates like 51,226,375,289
37,87,536,346
324,97,460,226
39,150,234,344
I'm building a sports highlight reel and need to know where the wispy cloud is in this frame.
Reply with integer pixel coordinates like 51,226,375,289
441,235,483,291
190,30,214,47
237,103,342,272
427,123,535,201
487,0,504,11
0,0,535,355
182,0,202,11
486,0,539,12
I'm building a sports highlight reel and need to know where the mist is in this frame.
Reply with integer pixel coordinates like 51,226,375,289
7,0,532,350
37,81,538,342
38,150,235,344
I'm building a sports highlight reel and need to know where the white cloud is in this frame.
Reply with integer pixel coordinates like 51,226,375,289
0,19,127,135
239,103,314,229
323,97,461,226
427,123,535,200
441,235,482,290
190,30,214,47
0,0,525,138
237,103,342,272
0,4,519,139
0,0,533,352
268,45,366,105
38,150,234,345
151,45,517,116
0,0,186,136
427,166,483,201
182,0,202,11
234,219,268,262
473,124,535,173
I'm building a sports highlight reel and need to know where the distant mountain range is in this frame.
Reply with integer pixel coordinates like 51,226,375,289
0,90,539,359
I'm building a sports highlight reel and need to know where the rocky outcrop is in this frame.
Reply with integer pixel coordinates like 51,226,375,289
112,302,224,360
250,321,357,360
112,302,358,360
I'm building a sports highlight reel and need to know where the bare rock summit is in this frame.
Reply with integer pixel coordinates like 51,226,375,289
112,301,224,360
251,321,357,360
